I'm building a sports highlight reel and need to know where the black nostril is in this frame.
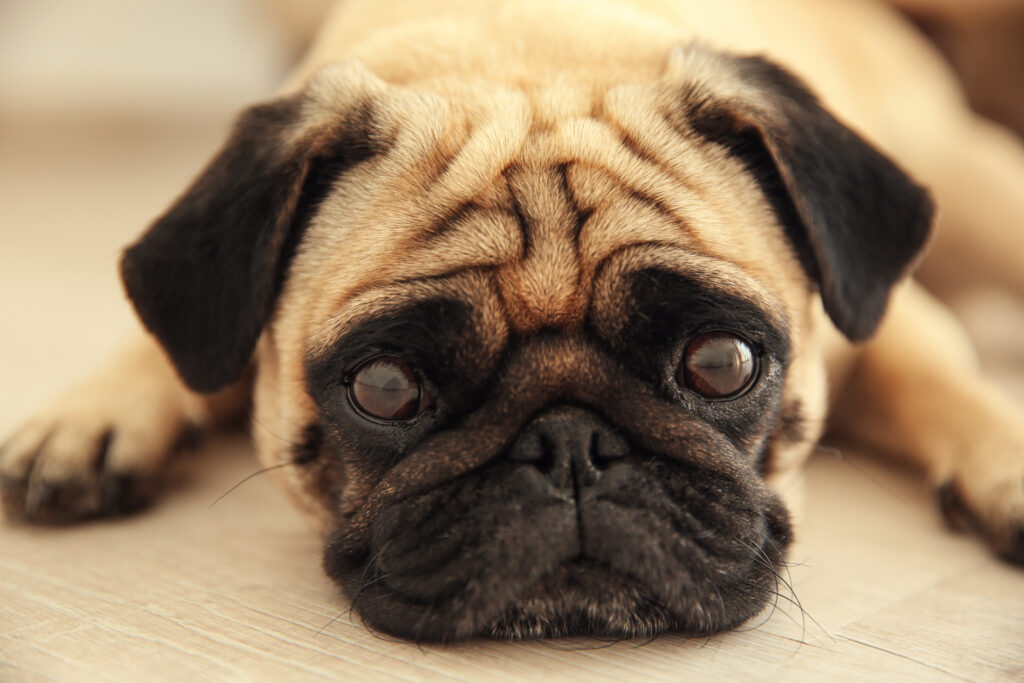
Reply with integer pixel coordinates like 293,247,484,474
508,406,628,490
508,432,560,477
509,431,543,462
592,429,629,461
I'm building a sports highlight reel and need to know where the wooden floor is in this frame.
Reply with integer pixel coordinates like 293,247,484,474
2,114,1024,682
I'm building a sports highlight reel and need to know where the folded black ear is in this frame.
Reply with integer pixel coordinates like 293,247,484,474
674,49,934,341
121,81,384,393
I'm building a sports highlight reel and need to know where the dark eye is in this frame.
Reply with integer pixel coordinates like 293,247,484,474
347,356,433,421
678,332,758,399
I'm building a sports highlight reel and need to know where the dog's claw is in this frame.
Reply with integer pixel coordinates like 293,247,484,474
101,472,152,517
937,480,970,532
1001,526,1024,565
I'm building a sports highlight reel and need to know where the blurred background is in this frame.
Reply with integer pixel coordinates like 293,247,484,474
3,0,1022,131
892,0,1024,140
0,0,289,118
0,0,294,432
0,0,1022,434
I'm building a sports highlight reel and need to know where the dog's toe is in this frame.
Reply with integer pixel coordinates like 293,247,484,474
1,423,51,519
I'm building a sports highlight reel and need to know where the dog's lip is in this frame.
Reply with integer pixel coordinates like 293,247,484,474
499,555,645,601
370,490,740,601
339,476,789,641
480,555,723,639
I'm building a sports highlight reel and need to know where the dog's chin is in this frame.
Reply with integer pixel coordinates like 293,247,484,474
344,540,786,642
326,457,791,642
483,559,741,640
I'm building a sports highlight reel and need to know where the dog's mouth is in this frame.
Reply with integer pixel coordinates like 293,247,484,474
324,452,791,642
484,558,721,640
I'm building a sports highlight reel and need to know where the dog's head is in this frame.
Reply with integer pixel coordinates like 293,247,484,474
120,47,932,641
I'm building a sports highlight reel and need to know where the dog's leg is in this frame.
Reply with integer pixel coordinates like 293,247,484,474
0,333,249,523
913,114,1024,299
830,282,1024,562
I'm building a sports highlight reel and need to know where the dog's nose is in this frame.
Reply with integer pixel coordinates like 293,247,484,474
508,406,629,490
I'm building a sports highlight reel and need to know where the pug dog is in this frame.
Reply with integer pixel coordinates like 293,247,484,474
3,0,1024,642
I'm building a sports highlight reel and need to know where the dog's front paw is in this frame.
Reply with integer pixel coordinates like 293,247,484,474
937,446,1024,565
1,354,207,524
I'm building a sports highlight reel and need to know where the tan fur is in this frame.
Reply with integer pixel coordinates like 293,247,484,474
257,49,827,524
3,0,1024,599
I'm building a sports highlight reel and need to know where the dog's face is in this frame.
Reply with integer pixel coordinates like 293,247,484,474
120,48,932,640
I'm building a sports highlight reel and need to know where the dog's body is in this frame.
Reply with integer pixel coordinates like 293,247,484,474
3,0,1024,641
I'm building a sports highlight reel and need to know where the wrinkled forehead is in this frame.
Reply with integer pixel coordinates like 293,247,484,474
284,77,802,350
305,249,789,373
